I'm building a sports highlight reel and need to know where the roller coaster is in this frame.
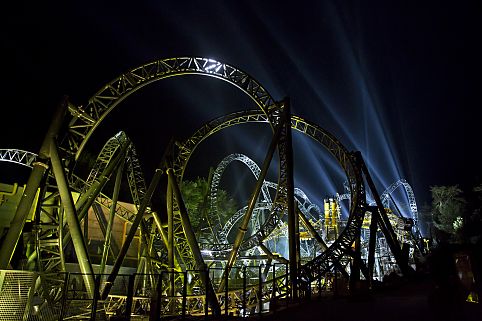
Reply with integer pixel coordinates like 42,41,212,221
0,57,421,320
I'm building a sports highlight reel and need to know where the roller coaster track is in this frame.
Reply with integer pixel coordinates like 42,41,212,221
209,153,272,244
64,57,279,160
171,110,366,286
209,153,322,249
0,149,37,167
0,56,415,318
380,179,419,226
55,57,285,288
0,133,156,273
1,104,365,312
337,178,420,234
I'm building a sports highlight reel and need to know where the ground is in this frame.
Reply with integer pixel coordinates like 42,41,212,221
200,274,481,321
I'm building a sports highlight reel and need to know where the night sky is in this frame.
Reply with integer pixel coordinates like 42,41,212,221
1,1,481,208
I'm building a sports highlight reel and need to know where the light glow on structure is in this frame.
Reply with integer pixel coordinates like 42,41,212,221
0,48,424,318
201,249,213,256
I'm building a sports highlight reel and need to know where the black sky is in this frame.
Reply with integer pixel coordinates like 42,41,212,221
1,1,481,206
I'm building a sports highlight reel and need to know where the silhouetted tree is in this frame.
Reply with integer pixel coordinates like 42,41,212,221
430,185,466,241
466,184,482,242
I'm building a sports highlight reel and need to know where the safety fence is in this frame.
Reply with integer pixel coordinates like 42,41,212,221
0,264,301,320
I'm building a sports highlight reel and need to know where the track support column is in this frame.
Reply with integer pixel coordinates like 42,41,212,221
367,206,379,285
50,139,95,298
217,105,287,293
167,170,175,300
166,168,221,315
298,208,349,279
0,97,68,269
99,158,125,274
349,234,361,292
355,151,412,276
101,166,164,299
282,98,299,300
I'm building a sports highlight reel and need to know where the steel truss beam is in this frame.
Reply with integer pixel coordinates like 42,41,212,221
0,97,68,269
64,57,278,160
0,149,37,167
209,153,272,243
218,104,287,293
0,56,414,317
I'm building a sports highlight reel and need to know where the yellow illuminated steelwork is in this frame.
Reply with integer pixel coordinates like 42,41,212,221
66,57,279,160
0,183,39,225
299,231,311,240
362,212,372,229
324,197,339,241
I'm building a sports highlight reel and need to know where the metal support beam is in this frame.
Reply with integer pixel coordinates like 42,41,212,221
167,168,221,315
100,158,125,274
92,203,119,260
355,151,412,276
297,208,349,279
258,242,288,264
282,98,299,300
349,235,361,291
346,247,370,281
50,139,95,298
0,96,68,269
76,143,129,222
151,211,180,268
58,208,66,272
295,198,301,272
83,207,89,242
101,166,164,299
217,107,286,293
368,207,378,284
61,143,128,251
167,173,175,298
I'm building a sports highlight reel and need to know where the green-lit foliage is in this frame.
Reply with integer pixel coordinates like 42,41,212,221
181,177,237,241
430,185,466,237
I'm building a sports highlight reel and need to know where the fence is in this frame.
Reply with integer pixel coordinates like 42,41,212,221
0,264,291,320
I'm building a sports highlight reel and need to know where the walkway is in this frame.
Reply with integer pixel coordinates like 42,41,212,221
205,275,480,321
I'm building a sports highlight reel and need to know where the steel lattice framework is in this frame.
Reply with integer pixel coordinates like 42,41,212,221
0,149,37,168
208,153,322,252
337,178,420,231
84,132,128,188
172,109,366,284
209,153,273,243
57,57,285,286
0,138,155,270
0,56,419,319
380,179,419,224
64,57,279,160
0,150,139,224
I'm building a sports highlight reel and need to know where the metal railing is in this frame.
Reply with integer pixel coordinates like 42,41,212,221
0,265,291,320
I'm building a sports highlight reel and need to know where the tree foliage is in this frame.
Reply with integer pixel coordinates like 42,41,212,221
430,185,466,237
181,177,238,241
418,202,433,236
466,183,482,240
474,183,482,201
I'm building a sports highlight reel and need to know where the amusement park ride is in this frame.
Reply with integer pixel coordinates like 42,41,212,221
0,57,422,320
